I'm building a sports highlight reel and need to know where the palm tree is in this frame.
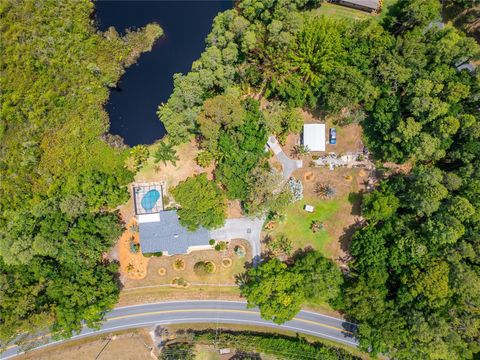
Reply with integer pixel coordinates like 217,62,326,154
291,144,310,158
235,272,249,287
310,220,324,233
154,140,179,166
315,182,336,199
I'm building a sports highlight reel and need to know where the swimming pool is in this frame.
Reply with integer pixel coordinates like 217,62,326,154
141,189,160,213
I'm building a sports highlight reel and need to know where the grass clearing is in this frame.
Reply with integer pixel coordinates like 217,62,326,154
312,3,370,20
268,196,343,256
135,137,213,187
311,1,399,23
118,285,241,306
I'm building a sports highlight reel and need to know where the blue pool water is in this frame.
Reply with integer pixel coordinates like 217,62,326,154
141,189,160,212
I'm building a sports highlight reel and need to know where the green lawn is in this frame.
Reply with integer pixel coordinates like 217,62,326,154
311,1,399,22
269,196,342,256
195,347,220,360
311,3,371,20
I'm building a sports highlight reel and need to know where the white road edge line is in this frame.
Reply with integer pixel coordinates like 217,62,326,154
3,318,357,359
111,301,357,326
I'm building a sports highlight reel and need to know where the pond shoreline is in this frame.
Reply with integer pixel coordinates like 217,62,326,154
95,1,231,146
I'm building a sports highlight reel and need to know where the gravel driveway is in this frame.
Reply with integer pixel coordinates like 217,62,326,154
267,136,302,179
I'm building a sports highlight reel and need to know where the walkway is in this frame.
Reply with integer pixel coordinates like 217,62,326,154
210,217,264,265
3,301,358,359
267,136,303,179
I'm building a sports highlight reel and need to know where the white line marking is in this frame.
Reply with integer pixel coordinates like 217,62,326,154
3,318,357,359
112,301,354,324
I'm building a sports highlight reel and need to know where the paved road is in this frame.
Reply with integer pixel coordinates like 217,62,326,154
210,217,264,264
267,136,303,179
2,301,358,359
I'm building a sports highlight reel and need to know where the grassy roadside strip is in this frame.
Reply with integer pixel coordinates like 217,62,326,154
118,285,342,318
118,285,243,306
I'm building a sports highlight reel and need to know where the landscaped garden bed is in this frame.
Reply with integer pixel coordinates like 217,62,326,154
121,239,251,291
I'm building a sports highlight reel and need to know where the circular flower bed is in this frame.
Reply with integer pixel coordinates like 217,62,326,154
234,245,246,258
221,258,233,268
193,261,216,276
158,267,166,276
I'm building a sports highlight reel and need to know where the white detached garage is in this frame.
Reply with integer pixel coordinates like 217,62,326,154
303,124,326,152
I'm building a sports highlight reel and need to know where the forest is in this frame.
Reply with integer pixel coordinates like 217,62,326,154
158,0,480,358
1,0,479,359
0,0,162,347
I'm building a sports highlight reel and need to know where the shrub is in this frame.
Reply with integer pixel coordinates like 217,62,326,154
205,261,215,273
194,261,215,276
215,241,228,251
129,238,140,254
266,234,292,256
127,145,149,171
311,220,324,233
209,239,215,246
172,277,188,287
234,246,246,258
315,182,336,199
196,150,214,168
173,258,185,270
143,252,163,257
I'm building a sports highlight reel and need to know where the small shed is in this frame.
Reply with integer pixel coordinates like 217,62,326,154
304,205,315,213
303,124,326,152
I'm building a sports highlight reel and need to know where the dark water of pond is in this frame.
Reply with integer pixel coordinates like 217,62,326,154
96,0,231,146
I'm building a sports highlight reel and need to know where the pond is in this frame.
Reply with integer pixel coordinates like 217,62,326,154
96,1,231,146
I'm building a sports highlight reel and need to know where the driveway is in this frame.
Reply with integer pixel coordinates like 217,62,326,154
2,301,358,359
210,217,264,265
267,136,302,179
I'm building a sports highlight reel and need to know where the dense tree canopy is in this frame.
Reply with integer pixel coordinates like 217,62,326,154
240,251,343,324
155,0,478,358
171,174,227,231
0,0,161,347
3,0,479,358
215,98,268,200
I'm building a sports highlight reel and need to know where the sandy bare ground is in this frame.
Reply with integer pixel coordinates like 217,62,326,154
122,239,251,290
135,138,214,189
119,219,149,280
16,330,155,360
